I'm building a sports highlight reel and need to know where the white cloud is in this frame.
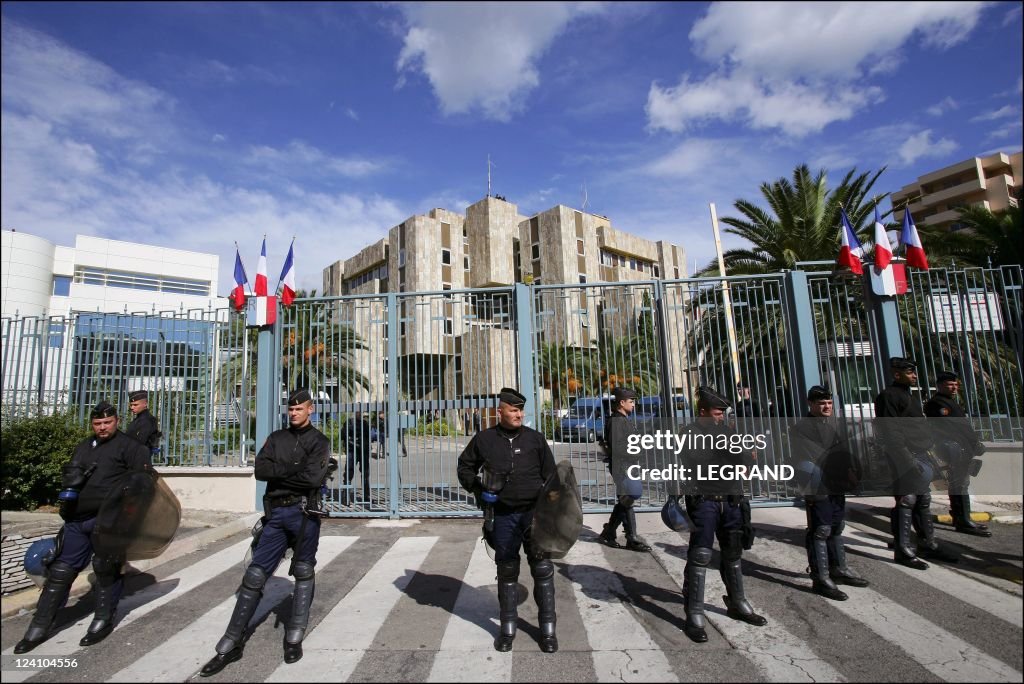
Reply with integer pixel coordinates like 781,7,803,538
345,107,359,121
1002,3,1022,26
649,1,990,136
395,2,607,121
926,97,959,117
244,141,389,179
897,129,958,166
970,104,1021,122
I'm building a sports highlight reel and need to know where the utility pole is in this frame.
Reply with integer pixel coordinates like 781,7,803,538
710,203,741,389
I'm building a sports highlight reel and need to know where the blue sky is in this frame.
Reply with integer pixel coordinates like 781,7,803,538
2,2,1021,293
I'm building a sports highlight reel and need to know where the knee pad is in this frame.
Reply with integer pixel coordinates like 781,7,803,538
897,495,917,509
47,560,77,585
832,519,846,536
529,558,554,580
496,560,520,582
242,564,268,591
916,493,931,509
618,496,636,508
813,525,832,541
688,546,713,566
92,555,121,579
290,560,315,581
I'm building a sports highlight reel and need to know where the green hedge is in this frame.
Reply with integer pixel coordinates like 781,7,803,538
1,411,90,510
409,419,453,436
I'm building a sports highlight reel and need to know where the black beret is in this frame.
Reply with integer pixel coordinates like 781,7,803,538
612,387,637,403
498,387,526,407
696,386,731,410
807,385,832,401
128,390,148,401
890,357,917,370
90,401,117,419
288,389,312,406
936,370,959,383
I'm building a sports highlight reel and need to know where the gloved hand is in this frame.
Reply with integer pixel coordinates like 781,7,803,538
973,442,986,456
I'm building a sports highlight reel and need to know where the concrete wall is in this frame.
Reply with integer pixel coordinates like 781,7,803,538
1,232,57,318
159,467,257,512
970,442,1023,497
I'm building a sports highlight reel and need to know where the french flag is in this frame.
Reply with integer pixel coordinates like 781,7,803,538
837,207,864,275
873,207,892,271
278,239,296,307
254,237,269,296
231,247,248,312
900,207,929,270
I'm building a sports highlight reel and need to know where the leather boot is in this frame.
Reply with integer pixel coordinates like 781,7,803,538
284,568,315,664
810,532,847,601
892,505,929,570
721,559,767,626
827,534,869,587
202,567,265,676
494,560,519,652
622,507,651,552
951,495,991,537
914,499,959,563
531,559,558,653
599,504,625,548
15,561,77,654
682,547,711,642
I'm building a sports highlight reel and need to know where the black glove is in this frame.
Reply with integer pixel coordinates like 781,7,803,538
973,442,986,456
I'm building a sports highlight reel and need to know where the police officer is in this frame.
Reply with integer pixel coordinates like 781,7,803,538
14,401,152,653
789,385,869,601
457,387,558,653
201,389,333,676
680,387,767,643
924,370,991,537
125,389,161,455
598,387,651,551
874,357,958,570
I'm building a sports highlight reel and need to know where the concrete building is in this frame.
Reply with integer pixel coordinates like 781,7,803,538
321,196,688,403
891,150,1022,231
1,231,221,318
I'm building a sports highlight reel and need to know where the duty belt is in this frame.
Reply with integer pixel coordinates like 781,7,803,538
267,494,304,509
691,493,744,503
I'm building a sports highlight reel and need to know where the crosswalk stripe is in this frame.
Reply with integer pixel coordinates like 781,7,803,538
107,536,357,682
841,527,1024,628
427,537,512,682
752,536,1023,682
565,538,679,683
644,529,846,683
1,538,252,684
264,535,439,683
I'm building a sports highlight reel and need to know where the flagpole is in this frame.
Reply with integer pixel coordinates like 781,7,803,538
710,203,741,389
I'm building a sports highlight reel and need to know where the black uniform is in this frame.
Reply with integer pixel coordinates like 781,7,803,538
126,408,161,453
924,391,990,535
15,412,151,654
457,389,558,654
874,378,955,568
203,391,332,676
680,388,766,644
790,411,868,599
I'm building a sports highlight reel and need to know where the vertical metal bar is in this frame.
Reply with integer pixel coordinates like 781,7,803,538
515,282,537,429
387,291,401,518
254,320,277,511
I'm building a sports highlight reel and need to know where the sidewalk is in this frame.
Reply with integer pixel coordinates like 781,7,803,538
1,509,260,619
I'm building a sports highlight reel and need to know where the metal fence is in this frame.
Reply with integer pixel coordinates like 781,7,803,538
1,307,253,466
2,265,1020,516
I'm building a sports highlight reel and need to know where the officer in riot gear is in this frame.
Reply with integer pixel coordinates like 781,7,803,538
874,357,959,570
598,386,651,551
14,401,152,654
457,387,558,653
790,385,869,601
201,389,332,676
924,370,991,537
125,389,161,455
680,387,767,643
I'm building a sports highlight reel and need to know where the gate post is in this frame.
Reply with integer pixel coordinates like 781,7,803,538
864,276,905,379
253,321,278,511
784,270,822,404
514,283,537,429
652,280,674,418
387,292,401,519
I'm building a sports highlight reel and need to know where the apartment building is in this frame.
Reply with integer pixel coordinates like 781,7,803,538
891,150,1022,231
321,196,688,403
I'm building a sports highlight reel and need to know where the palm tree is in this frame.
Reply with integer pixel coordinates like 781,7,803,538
696,164,888,275
952,202,1023,267
536,342,597,410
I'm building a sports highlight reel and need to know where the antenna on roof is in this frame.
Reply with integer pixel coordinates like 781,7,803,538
582,181,589,212
487,154,496,197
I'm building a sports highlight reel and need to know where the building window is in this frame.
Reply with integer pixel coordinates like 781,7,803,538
73,266,209,296
399,249,406,267
444,318,454,335
654,265,661,278
531,244,540,261
579,274,587,284
464,256,470,270
674,267,680,278
577,239,585,256
442,249,451,265
52,275,72,297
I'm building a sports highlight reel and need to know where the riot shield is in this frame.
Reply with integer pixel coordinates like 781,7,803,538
529,460,583,559
91,470,181,560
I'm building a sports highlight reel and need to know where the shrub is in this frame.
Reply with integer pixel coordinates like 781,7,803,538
410,419,452,436
1,411,91,510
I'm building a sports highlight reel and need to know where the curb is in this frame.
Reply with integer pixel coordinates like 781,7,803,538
933,511,994,524
1,512,260,620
